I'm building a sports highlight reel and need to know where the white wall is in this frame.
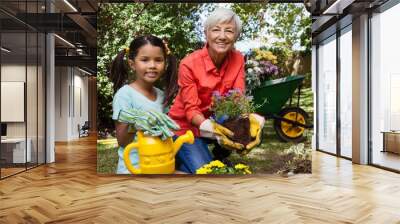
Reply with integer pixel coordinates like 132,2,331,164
1,65,41,138
55,66,68,141
54,67,89,141
1,63,46,164
73,72,89,137
1,65,26,140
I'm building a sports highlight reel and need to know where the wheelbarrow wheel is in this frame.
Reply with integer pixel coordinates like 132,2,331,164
274,107,309,142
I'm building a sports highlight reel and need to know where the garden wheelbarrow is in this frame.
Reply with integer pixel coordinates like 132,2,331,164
252,75,313,142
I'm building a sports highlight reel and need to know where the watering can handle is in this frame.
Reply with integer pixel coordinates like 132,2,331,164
123,141,141,174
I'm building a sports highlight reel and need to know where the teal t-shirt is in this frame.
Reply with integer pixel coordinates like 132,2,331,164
112,84,164,174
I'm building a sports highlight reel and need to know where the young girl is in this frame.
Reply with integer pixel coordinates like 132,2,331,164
109,35,177,174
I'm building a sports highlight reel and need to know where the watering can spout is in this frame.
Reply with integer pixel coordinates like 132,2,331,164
172,131,194,156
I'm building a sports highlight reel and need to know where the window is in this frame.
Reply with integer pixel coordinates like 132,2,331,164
0,1,46,179
339,26,352,158
370,2,400,171
317,35,337,154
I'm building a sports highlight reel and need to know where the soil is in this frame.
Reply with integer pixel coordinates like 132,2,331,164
258,153,311,174
222,116,254,146
258,153,294,174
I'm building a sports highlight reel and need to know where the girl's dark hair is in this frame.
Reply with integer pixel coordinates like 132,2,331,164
109,35,179,106
162,55,178,107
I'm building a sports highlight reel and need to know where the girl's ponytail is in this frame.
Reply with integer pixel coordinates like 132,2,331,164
163,54,179,107
110,49,129,93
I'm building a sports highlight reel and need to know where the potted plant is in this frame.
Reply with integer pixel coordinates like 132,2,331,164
210,89,255,146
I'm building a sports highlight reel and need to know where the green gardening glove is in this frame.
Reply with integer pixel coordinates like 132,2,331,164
118,108,180,140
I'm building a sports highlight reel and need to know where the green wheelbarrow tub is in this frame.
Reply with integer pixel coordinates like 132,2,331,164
252,75,305,116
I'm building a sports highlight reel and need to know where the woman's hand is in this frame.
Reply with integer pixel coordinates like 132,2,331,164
244,113,265,152
199,119,244,150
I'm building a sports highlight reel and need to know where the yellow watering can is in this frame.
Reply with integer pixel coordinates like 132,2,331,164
123,130,194,174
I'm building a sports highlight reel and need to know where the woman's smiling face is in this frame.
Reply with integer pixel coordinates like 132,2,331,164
205,19,237,57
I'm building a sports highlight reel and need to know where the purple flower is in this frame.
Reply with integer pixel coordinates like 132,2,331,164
212,91,220,96
233,87,242,93
225,88,240,97
258,60,279,78
212,91,222,100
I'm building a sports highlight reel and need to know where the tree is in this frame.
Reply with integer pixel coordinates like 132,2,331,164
262,4,312,75
266,4,311,53
97,3,203,132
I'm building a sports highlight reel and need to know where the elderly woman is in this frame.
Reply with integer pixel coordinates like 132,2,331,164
168,8,265,173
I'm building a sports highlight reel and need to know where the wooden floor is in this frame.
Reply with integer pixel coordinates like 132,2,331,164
1,136,400,223
1,167,26,177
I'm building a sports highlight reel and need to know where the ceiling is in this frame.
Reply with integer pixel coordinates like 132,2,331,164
310,0,390,43
0,0,97,74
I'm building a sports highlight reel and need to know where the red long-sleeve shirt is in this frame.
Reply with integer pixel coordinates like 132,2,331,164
168,46,245,136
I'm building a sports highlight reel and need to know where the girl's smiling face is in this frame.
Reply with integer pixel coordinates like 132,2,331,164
129,44,166,84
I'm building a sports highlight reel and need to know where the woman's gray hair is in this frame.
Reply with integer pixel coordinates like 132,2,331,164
204,8,242,39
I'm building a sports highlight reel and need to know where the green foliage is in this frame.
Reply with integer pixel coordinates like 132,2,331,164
266,4,311,53
230,4,269,40
97,73,114,130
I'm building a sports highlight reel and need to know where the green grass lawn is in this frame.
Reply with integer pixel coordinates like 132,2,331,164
97,87,313,174
97,141,119,174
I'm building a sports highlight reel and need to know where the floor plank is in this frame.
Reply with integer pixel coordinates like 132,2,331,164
0,135,399,223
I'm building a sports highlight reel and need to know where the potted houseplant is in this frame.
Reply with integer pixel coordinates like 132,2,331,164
210,89,255,146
